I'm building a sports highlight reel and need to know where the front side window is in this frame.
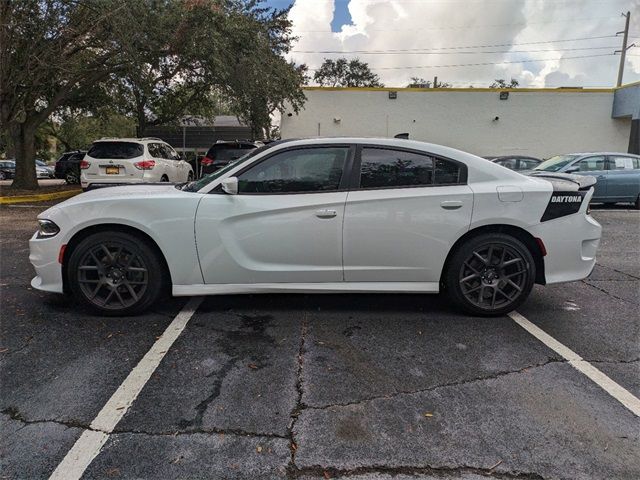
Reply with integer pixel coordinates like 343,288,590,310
238,147,349,194
577,156,606,172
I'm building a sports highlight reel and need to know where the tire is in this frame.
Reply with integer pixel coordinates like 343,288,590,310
187,172,194,182
0,171,5,180
160,175,169,182
67,231,166,316
445,233,535,317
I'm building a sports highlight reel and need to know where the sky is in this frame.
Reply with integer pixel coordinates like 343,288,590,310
263,0,640,88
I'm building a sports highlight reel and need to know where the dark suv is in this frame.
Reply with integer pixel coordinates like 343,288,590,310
54,150,87,184
199,141,259,176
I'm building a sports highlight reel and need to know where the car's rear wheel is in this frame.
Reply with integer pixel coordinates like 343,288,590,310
187,172,193,181
67,232,165,315
635,195,640,210
0,171,5,180
445,233,535,316
160,175,169,182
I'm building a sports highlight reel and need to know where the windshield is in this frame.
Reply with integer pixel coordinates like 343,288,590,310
534,155,579,172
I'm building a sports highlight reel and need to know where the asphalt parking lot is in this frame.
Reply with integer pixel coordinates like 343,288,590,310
0,203,638,480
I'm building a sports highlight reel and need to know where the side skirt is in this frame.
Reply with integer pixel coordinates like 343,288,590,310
172,282,440,296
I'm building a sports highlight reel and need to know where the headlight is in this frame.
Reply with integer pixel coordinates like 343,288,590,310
37,219,60,238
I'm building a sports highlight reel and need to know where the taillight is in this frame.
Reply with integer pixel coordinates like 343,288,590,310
201,156,214,166
133,160,156,170
80,160,90,169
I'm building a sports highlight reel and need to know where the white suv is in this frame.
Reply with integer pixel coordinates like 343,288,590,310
80,138,193,190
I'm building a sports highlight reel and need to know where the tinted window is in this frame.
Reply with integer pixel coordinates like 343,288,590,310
577,156,605,172
520,159,540,169
360,148,433,188
495,158,518,170
610,155,640,170
88,142,143,159
434,158,462,184
238,147,348,194
207,144,256,162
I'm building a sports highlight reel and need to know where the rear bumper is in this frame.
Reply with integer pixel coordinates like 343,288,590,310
529,213,601,284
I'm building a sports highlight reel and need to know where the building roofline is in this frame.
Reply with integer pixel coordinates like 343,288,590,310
302,86,616,93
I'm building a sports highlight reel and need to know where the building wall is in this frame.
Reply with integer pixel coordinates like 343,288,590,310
281,88,631,158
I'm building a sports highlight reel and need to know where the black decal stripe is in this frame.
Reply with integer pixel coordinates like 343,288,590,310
541,191,586,222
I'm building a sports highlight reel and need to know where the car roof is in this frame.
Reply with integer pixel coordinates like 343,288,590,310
95,138,166,144
559,152,640,157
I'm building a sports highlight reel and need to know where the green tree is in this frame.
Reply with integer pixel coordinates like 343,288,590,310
314,58,384,88
407,77,452,88
490,78,520,88
0,0,136,189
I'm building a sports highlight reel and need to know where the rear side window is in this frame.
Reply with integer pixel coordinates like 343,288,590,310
359,148,464,188
610,156,639,170
88,142,143,159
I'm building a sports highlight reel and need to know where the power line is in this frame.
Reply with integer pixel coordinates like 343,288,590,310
306,53,614,71
294,46,619,56
292,35,619,54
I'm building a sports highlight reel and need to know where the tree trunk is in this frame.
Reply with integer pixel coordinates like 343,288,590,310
10,123,38,190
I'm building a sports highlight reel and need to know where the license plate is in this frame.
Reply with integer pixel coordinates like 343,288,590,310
105,166,120,175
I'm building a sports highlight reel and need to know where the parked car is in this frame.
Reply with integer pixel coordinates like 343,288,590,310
484,155,541,171
35,159,55,179
80,138,194,190
31,138,601,317
531,152,640,209
199,140,260,176
54,150,87,184
0,160,16,180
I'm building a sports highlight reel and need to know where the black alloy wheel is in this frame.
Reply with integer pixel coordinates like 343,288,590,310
445,233,535,316
68,232,165,315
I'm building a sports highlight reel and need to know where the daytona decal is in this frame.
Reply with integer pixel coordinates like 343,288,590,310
541,191,587,222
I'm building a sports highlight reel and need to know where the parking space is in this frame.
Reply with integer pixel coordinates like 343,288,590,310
1,205,639,479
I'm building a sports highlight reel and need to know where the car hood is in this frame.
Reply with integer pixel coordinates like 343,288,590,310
57,184,186,207
526,171,597,191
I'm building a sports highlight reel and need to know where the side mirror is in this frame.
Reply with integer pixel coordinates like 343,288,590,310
565,166,579,173
221,176,238,195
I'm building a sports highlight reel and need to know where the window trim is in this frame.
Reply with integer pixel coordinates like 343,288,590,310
349,144,468,191
214,144,357,196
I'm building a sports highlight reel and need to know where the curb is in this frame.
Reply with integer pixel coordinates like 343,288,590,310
0,189,81,205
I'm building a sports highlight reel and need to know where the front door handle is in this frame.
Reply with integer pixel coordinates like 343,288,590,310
441,200,463,210
315,209,337,218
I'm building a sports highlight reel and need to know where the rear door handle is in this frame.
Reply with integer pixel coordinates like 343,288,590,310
315,209,337,218
441,200,463,210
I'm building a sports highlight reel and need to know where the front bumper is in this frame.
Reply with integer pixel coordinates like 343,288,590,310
29,231,64,293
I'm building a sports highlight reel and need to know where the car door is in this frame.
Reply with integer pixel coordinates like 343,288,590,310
195,145,353,284
568,155,607,199
606,155,640,201
343,146,473,282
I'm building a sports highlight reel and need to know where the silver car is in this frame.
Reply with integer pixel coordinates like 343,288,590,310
531,153,640,209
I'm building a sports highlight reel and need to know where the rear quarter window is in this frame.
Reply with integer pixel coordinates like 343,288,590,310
88,142,144,159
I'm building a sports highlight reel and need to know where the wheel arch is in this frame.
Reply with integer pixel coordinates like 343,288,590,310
61,223,172,293
440,224,546,287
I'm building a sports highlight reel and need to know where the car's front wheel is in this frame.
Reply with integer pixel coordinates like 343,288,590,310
67,231,166,315
445,233,535,316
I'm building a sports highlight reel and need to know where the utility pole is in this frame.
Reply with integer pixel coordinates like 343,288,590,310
616,11,633,87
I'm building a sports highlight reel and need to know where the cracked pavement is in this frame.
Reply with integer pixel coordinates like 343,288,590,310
1,205,639,479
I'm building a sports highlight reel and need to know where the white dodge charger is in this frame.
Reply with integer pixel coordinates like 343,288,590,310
29,138,602,316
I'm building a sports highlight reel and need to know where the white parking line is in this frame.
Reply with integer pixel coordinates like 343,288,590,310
49,297,203,480
509,311,640,417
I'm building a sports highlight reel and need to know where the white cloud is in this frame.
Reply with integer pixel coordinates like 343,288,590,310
287,0,640,88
